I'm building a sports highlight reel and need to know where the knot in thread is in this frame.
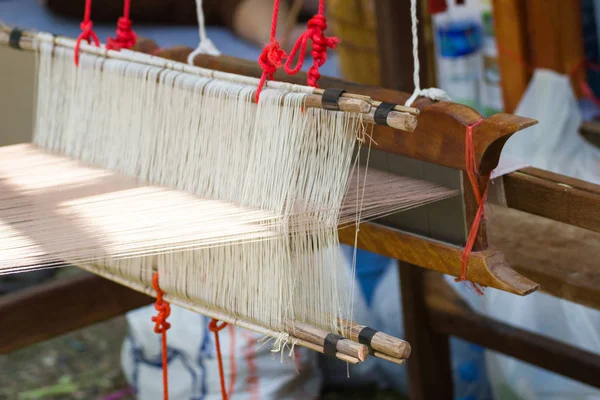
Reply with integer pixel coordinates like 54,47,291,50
258,41,287,79
209,318,228,333
306,15,339,87
107,17,137,50
284,13,339,88
256,41,287,102
74,20,100,66
152,273,171,334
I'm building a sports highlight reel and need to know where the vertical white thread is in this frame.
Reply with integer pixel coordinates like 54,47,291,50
187,0,221,64
404,0,450,107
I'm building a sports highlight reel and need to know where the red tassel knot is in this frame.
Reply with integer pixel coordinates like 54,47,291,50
285,13,340,88
74,20,100,66
107,17,137,50
256,41,287,102
152,273,171,334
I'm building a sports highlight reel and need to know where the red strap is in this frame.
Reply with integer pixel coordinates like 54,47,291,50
151,272,171,400
255,0,287,102
209,318,230,400
107,0,137,50
455,119,487,296
74,0,100,66
284,0,340,87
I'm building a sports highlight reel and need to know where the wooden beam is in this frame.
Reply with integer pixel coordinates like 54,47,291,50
0,272,153,354
501,167,600,233
400,263,453,400
488,204,600,311
338,222,539,295
425,272,600,389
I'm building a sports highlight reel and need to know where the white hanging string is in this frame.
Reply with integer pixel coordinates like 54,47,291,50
404,0,450,107
187,0,221,64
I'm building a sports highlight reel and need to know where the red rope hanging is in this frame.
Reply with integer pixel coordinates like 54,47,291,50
151,272,171,400
106,0,137,51
209,318,231,400
456,119,487,296
284,0,340,88
255,0,287,102
74,0,100,66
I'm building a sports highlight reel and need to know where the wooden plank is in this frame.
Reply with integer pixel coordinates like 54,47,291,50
149,49,537,175
501,167,600,233
0,272,153,354
338,222,539,295
492,0,530,113
425,272,600,389
400,263,453,400
487,204,600,311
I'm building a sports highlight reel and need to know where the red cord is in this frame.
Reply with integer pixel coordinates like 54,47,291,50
151,272,171,400
255,0,287,102
227,324,237,396
74,0,100,66
209,318,230,400
284,0,340,87
107,0,136,50
455,119,487,296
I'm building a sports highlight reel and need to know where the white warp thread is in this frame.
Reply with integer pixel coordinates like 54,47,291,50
31,38,359,334
404,0,450,107
187,0,221,64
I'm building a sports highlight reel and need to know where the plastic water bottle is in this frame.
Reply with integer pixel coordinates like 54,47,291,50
433,6,483,110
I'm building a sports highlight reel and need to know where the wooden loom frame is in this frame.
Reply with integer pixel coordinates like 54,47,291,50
1,1,600,398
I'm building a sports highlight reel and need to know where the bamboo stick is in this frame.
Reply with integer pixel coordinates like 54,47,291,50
339,318,411,359
0,25,417,131
313,88,420,116
285,320,370,362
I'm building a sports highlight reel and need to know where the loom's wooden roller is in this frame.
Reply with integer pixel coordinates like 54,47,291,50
147,48,540,296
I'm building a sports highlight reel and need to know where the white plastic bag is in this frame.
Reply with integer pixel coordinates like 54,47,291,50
121,304,322,399
454,68,600,400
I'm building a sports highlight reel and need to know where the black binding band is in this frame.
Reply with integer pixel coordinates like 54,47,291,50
321,88,346,111
374,102,396,126
323,333,343,357
358,327,378,347
9,28,23,50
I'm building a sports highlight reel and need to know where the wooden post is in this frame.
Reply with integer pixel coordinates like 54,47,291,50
400,262,454,399
374,0,430,92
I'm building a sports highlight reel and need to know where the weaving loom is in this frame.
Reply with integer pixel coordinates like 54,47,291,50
0,0,542,398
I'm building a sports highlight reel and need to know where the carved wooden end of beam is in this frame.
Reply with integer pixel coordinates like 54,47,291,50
338,223,539,296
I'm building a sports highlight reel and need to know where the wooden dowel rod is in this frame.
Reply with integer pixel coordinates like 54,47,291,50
313,88,420,116
339,318,411,359
374,351,406,365
285,320,369,362
363,110,418,132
